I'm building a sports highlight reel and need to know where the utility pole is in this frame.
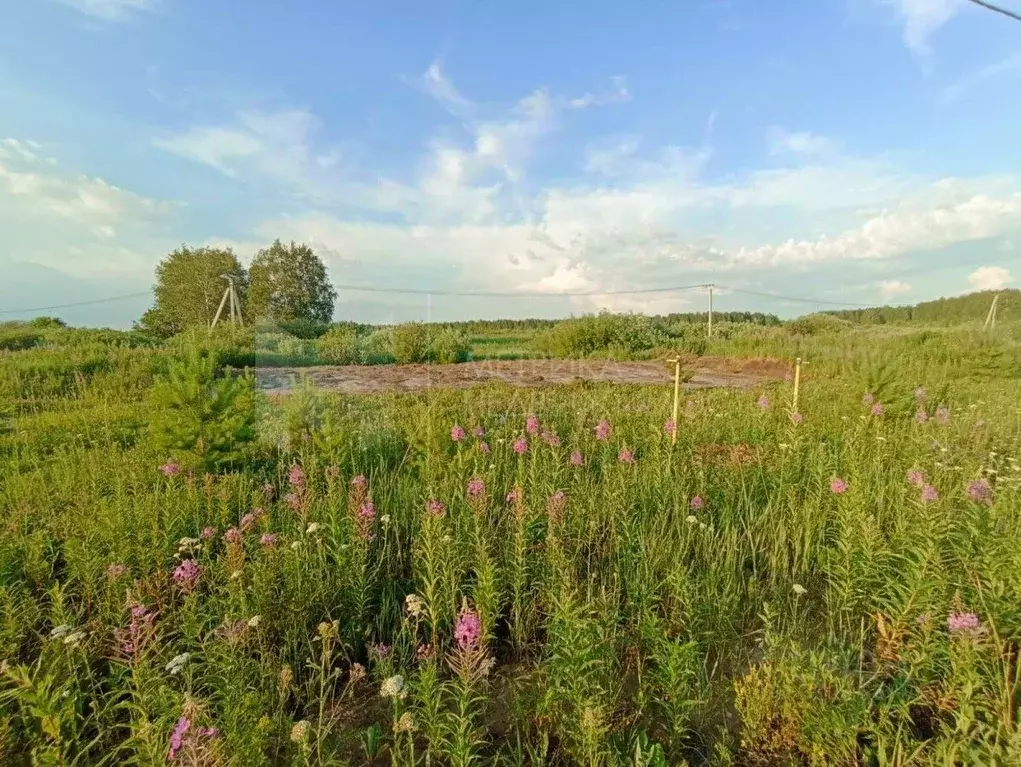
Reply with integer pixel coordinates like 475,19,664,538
707,283,715,339
983,293,999,330
211,275,243,328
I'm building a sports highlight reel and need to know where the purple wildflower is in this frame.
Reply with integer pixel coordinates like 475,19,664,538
223,527,242,545
284,492,301,511
947,612,981,633
921,485,939,504
371,642,392,659
689,496,705,511
160,461,181,477
472,425,486,438
506,488,521,504
450,424,466,442
664,419,677,437
512,438,528,455
906,469,925,488
260,533,278,549
569,450,584,466
200,526,215,541
288,464,306,490
454,608,482,650
789,412,804,425
525,415,540,435
173,559,202,592
351,475,368,490
478,441,491,455
871,402,884,417
466,477,485,498
426,498,446,517
240,510,262,532
168,716,190,761
757,394,770,410
936,406,950,424
200,727,219,740
541,430,562,447
618,448,635,464
862,392,875,406
830,477,848,495
594,420,611,441
967,479,993,506
358,502,376,521
915,409,929,424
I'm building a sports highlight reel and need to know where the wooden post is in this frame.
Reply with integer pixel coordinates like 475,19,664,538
792,357,802,413
670,357,681,445
984,294,999,330
210,285,230,328
707,284,714,339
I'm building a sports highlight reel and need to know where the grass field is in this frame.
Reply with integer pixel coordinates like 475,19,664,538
1,316,1021,765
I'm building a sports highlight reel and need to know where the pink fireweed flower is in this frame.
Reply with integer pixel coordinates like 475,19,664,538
921,485,939,503
506,488,521,504
569,450,584,466
525,415,540,435
548,490,567,519
870,403,884,417
478,441,491,455
947,612,981,633
757,394,770,410
915,409,929,424
351,475,368,490
284,493,302,511
223,527,242,545
862,392,875,406
416,643,435,662
594,420,611,441
160,461,181,477
288,464,306,490
466,477,486,498
689,496,705,511
358,502,377,522
260,533,278,549
426,498,446,517
830,477,848,495
472,424,486,438
512,438,528,455
936,406,950,424
118,603,156,657
618,448,635,464
914,386,926,404
789,412,804,425
356,502,377,541
241,510,263,532
664,419,677,437
454,608,482,649
450,424,466,442
967,479,993,506
200,526,215,541
173,559,202,592
906,469,925,488
541,430,561,447
370,642,392,659
106,563,127,580
168,716,190,761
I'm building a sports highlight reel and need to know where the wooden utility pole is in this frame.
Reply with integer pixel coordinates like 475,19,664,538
983,293,999,330
211,275,243,328
707,283,714,339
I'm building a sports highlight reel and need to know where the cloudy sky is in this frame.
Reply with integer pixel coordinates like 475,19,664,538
1,0,1019,326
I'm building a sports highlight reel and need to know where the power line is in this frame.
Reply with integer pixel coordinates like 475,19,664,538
965,0,1021,23
0,291,152,315
716,285,878,308
331,282,710,298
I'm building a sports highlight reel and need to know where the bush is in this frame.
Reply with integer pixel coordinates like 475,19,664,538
392,322,430,364
430,328,471,364
317,327,362,365
786,313,852,337
532,312,667,359
362,328,395,364
0,329,43,352
277,337,317,361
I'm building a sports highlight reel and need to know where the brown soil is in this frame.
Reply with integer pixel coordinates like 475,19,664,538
256,356,789,395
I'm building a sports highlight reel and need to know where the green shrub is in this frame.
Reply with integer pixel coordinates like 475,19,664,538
430,328,471,364
392,322,430,364
317,327,362,365
786,313,852,336
277,337,317,361
0,329,43,352
361,328,395,364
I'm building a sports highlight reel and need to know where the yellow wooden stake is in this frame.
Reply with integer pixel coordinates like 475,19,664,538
670,357,681,445
792,357,802,414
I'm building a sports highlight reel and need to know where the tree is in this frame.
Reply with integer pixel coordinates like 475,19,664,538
247,240,336,324
139,246,248,338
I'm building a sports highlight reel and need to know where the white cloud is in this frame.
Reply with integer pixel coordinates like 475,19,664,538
942,51,1021,104
568,76,631,108
417,60,474,115
767,128,837,156
886,0,959,55
968,265,1015,291
879,279,912,299
55,0,153,21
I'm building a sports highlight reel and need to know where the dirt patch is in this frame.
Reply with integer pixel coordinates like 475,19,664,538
256,356,789,395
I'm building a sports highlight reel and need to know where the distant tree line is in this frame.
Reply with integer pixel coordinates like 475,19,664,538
826,290,1017,325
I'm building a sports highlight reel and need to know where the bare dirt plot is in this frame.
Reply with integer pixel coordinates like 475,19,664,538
256,356,790,395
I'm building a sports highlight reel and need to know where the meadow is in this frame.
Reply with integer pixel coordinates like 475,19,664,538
1,311,1021,765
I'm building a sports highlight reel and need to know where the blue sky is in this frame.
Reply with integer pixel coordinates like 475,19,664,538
1,0,1019,326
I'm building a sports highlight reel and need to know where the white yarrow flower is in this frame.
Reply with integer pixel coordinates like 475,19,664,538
306,522,321,535
247,615,262,628
792,584,807,596
50,624,72,640
380,674,406,699
165,652,191,674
